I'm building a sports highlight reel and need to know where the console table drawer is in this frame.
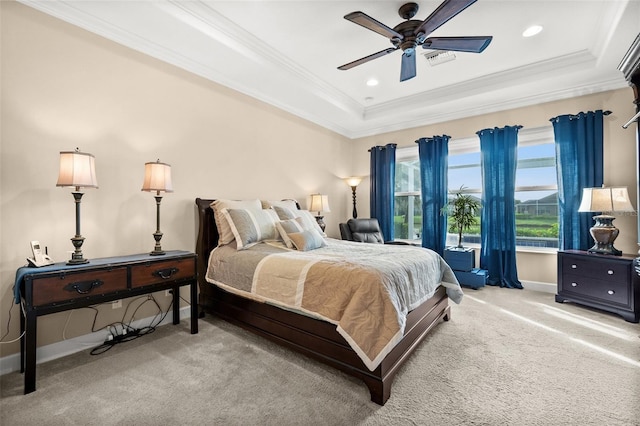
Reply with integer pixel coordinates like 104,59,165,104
31,267,128,306
130,257,196,288
562,274,629,306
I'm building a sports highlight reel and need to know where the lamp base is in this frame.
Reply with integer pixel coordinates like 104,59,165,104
150,230,165,256
587,214,622,256
67,234,89,265
314,215,326,232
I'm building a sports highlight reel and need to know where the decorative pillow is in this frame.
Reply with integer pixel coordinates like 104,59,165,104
273,206,326,237
210,199,262,246
287,229,327,251
221,208,280,250
275,219,305,248
261,199,299,210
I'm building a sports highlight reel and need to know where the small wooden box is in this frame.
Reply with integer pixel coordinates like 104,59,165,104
444,248,475,272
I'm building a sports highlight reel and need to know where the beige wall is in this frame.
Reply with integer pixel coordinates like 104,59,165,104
0,2,353,357
1,2,638,359
350,89,639,285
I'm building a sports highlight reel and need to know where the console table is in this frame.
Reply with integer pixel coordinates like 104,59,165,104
17,250,198,394
556,250,640,322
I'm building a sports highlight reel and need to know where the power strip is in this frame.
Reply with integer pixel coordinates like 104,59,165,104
104,328,140,345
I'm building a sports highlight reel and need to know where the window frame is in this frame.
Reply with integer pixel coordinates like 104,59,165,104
393,126,558,251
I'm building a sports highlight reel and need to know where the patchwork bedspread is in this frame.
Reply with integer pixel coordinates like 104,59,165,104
206,239,463,370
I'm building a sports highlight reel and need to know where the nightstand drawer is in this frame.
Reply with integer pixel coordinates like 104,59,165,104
130,256,196,288
31,267,128,306
561,256,630,283
562,274,630,306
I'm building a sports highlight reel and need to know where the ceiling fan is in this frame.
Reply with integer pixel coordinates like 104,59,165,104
338,0,493,82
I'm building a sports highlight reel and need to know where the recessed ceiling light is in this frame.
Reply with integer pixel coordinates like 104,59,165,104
523,25,543,38
366,78,379,87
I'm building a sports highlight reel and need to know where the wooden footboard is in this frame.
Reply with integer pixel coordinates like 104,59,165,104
200,285,449,405
195,198,451,405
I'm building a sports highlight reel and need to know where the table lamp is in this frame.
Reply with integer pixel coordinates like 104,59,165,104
578,186,634,255
142,160,173,255
309,194,330,232
56,148,98,264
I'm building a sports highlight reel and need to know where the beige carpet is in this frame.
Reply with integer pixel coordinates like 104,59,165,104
2,286,639,425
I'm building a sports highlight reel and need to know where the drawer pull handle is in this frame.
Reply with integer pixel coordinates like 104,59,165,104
153,267,179,280
64,279,104,294
607,270,614,275
607,290,615,295
571,282,578,287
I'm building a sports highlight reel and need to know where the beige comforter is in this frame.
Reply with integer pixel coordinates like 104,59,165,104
206,239,463,371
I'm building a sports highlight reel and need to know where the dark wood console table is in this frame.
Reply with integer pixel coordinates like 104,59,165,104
17,250,197,394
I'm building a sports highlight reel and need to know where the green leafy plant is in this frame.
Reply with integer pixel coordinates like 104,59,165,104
442,186,481,248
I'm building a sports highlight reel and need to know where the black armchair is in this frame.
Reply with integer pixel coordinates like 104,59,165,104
339,218,385,243
339,218,418,246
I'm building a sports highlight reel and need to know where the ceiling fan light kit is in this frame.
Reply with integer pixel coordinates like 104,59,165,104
338,0,492,82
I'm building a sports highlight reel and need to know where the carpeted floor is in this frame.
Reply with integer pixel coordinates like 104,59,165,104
1,286,639,425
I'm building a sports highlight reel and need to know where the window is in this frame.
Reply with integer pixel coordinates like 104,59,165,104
394,127,558,248
394,154,422,240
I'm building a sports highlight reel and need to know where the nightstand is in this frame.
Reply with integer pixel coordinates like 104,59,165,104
556,250,640,322
17,250,198,394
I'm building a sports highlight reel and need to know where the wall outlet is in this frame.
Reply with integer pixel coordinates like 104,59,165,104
112,299,122,309
165,289,172,297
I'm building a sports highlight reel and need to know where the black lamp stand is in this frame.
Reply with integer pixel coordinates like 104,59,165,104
587,214,622,256
350,185,358,219
68,191,89,264
151,194,165,256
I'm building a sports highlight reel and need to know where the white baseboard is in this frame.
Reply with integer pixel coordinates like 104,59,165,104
0,306,191,376
522,280,556,293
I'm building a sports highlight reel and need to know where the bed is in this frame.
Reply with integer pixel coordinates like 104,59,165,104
195,198,463,405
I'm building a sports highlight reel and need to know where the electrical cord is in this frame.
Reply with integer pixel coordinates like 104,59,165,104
90,294,171,356
0,289,25,344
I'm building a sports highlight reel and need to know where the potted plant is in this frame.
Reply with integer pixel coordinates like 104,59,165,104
442,186,481,249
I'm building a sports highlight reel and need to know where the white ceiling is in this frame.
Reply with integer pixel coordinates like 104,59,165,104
19,0,640,139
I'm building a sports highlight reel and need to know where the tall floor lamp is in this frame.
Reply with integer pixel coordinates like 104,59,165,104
345,177,362,218
142,160,173,256
56,148,98,264
578,186,635,255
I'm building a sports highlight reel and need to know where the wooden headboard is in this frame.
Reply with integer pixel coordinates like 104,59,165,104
195,198,218,291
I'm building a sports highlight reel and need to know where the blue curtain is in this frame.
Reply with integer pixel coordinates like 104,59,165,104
370,143,397,241
416,135,449,255
478,125,523,289
550,110,606,251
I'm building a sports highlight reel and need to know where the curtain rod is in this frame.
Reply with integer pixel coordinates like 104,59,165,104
622,110,640,129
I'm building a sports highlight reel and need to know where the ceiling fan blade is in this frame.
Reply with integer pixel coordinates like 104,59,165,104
422,36,493,53
400,50,417,82
414,0,477,40
338,47,398,70
344,11,404,40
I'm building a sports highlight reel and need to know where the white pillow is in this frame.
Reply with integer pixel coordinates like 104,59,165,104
210,199,262,246
261,199,299,210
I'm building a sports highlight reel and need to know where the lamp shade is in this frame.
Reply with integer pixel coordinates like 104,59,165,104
141,161,173,193
578,187,634,213
309,194,330,213
56,150,98,189
346,177,362,188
